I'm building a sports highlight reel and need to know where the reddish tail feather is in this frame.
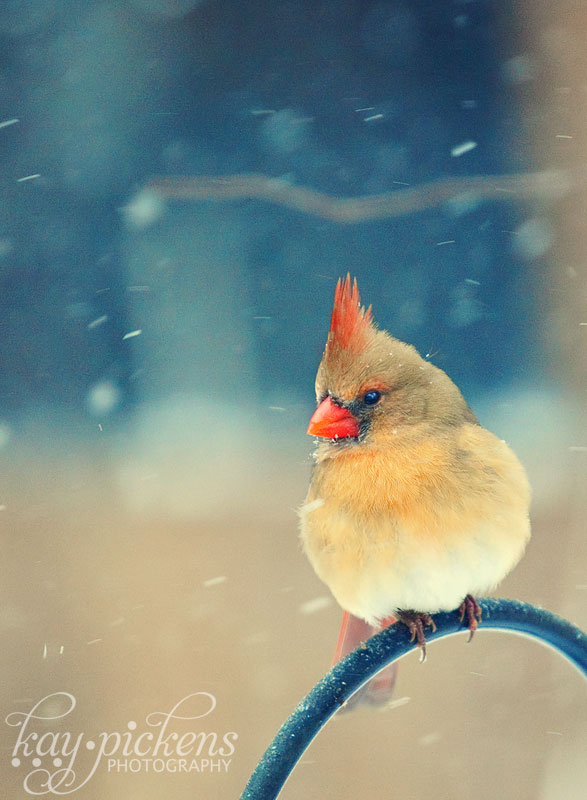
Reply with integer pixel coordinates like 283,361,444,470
332,611,399,707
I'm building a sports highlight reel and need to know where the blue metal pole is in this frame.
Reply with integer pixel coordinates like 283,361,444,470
240,599,587,800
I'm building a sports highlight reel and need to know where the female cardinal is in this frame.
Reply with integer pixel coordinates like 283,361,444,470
299,275,531,675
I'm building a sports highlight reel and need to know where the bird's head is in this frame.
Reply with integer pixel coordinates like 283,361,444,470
307,275,471,449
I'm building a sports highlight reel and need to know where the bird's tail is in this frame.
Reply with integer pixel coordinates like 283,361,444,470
332,611,399,707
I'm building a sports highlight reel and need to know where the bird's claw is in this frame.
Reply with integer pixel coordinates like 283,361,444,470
397,611,436,662
458,594,482,642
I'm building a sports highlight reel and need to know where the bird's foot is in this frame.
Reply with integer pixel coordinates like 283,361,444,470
458,594,482,642
396,611,436,662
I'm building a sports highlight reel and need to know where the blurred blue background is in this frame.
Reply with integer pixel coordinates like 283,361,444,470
0,0,543,420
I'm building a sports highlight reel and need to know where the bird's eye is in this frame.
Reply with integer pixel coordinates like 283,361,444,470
363,390,381,406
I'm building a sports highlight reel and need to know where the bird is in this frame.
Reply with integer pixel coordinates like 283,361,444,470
299,275,531,685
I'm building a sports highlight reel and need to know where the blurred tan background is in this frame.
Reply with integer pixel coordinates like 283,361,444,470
0,380,585,800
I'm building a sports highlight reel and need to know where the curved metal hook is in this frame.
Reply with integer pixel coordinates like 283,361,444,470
240,599,587,799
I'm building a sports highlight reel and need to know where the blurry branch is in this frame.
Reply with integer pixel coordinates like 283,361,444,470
240,599,587,800
147,167,581,223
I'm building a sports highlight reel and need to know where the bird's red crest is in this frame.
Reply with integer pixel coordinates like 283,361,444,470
328,274,373,353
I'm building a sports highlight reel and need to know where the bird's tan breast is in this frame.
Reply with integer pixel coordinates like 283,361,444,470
299,424,530,620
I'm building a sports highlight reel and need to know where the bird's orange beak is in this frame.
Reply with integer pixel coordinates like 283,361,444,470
307,397,360,439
